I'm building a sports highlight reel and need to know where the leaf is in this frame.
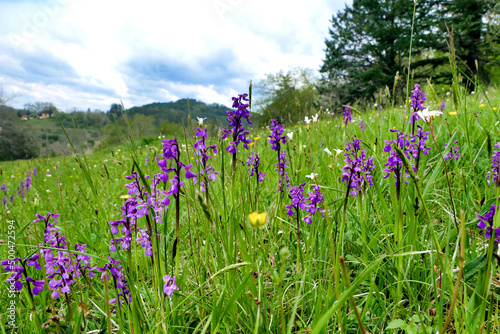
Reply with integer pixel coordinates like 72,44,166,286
386,319,406,329
172,237,178,259
464,254,487,282
406,323,418,334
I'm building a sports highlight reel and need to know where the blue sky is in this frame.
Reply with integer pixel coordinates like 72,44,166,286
0,0,350,111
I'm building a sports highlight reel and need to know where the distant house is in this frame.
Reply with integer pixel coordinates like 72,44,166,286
21,115,29,120
38,109,53,119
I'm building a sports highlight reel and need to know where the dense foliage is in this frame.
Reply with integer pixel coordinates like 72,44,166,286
255,68,319,125
319,0,499,107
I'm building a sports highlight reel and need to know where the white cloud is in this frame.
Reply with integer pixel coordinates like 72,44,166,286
0,0,349,111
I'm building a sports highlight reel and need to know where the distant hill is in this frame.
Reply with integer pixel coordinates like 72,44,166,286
125,99,229,126
0,98,231,161
0,105,39,160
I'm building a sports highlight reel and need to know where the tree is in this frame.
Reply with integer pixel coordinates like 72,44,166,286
108,103,124,121
440,0,499,84
319,0,497,107
0,87,18,107
130,114,158,139
24,101,56,113
255,68,319,125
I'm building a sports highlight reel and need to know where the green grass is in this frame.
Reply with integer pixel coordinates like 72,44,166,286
0,87,499,333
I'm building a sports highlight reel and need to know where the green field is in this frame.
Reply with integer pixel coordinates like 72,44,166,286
1,86,500,333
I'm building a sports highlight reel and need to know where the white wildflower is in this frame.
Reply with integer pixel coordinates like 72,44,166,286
324,148,333,156
312,113,319,123
286,132,294,140
417,108,443,123
333,149,343,156
304,116,311,124
305,173,318,179
197,117,207,126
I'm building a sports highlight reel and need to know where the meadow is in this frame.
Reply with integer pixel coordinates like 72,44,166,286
1,83,500,333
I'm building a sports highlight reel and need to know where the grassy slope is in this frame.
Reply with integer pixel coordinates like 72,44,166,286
0,88,499,333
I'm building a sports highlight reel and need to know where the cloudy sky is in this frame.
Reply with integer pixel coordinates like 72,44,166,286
0,0,349,111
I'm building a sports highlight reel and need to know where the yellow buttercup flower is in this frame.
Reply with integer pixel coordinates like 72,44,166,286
294,125,298,128
448,111,457,116
253,137,261,141
248,212,267,228
120,195,131,199
248,142,254,147
479,104,486,108
492,107,498,111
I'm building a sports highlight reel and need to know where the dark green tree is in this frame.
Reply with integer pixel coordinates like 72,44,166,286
319,0,497,107
108,103,124,121
440,0,499,85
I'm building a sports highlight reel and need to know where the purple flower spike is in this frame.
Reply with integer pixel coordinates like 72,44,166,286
268,119,286,151
410,84,428,124
444,141,460,162
158,138,195,196
268,120,289,192
220,93,253,156
341,138,375,197
193,126,218,193
98,256,132,306
1,258,24,291
276,151,291,191
246,152,266,183
163,275,179,296
383,129,416,191
440,101,445,112
286,183,307,217
26,276,45,295
487,143,500,187
32,212,85,299
359,121,366,132
303,185,325,225
476,203,500,243
343,106,352,125
26,254,41,270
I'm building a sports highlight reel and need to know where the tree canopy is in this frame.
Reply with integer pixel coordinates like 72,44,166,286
255,68,319,125
319,0,499,108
